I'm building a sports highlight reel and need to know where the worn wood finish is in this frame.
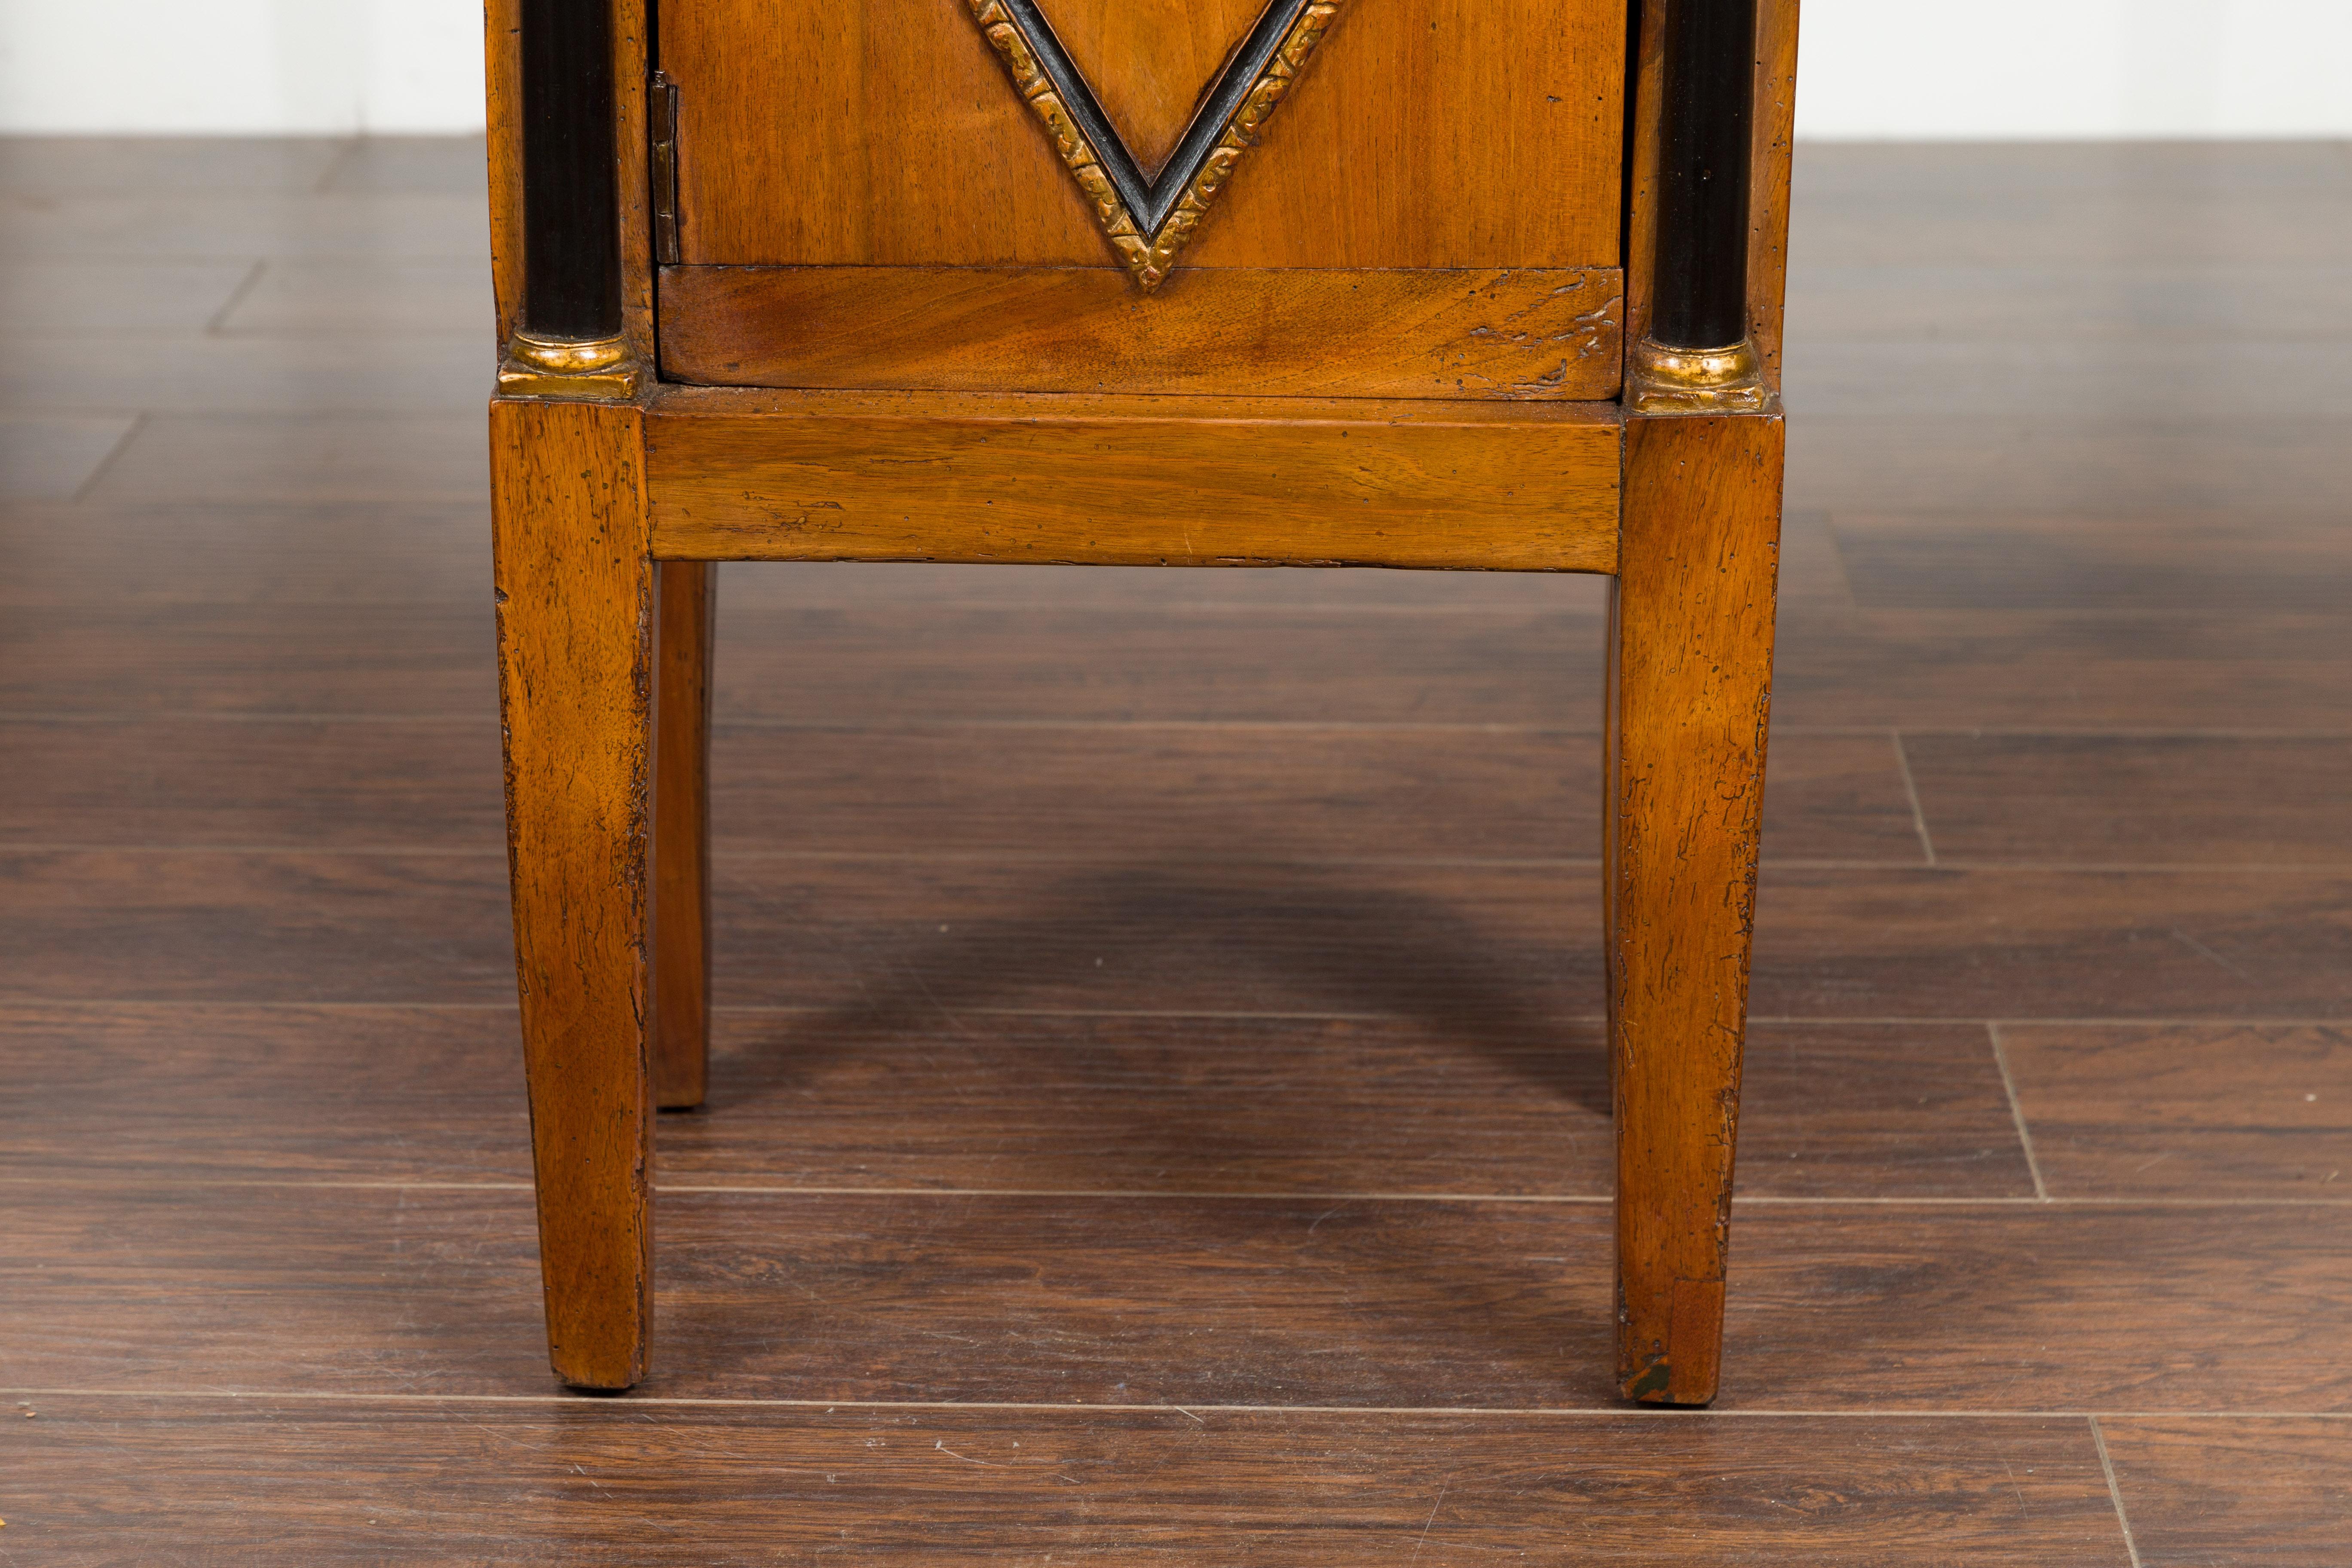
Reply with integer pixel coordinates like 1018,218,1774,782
1609,413,1784,1405
651,561,715,1110
1623,0,1666,356
1747,0,1800,388
483,0,523,348
644,389,1621,570
660,0,1622,274
2,1398,2134,1564
655,264,1625,400
489,397,655,1390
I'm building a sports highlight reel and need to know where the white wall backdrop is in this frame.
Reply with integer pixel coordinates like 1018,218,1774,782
1798,0,2352,139
0,0,485,134
2,0,2349,138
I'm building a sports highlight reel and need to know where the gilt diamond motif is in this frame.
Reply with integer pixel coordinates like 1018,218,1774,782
962,0,1349,290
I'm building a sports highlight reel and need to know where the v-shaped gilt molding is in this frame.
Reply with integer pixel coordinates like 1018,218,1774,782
963,0,1348,290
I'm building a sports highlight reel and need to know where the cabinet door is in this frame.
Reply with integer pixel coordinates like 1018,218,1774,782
656,0,1627,398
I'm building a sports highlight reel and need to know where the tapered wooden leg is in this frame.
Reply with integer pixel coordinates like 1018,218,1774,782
490,397,656,1392
651,560,715,1110
1608,412,1783,1406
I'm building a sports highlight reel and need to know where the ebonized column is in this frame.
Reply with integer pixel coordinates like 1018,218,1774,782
520,0,623,342
1631,0,1764,410
500,0,638,396
1653,0,1754,349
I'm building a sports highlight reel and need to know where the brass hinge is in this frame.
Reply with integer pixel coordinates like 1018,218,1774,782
650,70,681,265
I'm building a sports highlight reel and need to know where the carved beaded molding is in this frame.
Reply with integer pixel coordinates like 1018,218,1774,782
963,0,1347,290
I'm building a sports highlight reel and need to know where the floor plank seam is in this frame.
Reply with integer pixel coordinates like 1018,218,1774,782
2089,1415,2149,1568
200,258,268,335
1986,1022,2052,1201
65,411,143,502
1890,730,1939,865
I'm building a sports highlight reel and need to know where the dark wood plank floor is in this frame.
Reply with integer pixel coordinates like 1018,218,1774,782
4,135,2350,1563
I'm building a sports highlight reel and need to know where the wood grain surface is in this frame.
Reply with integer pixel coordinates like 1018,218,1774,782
8,852,2351,1021
1900,735,2352,864
1608,414,1785,1403
2000,1023,2352,1197
0,1400,2132,1565
655,264,1625,400
658,0,1623,271
1748,0,1801,389
0,1004,2028,1198
63,413,486,501
1830,511,2352,611
652,561,716,1109
491,398,657,1389
6,1183,2347,1411
644,389,1622,571
1038,0,1264,175
10,580,2343,738
0,717,1917,865
2102,1418,2352,1567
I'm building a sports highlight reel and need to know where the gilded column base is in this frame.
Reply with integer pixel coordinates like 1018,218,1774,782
497,331,643,401
1625,337,1767,416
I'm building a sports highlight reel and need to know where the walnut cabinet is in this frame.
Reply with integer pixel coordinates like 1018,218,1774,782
486,0,1798,1404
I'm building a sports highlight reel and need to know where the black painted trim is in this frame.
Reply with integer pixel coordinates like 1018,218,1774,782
1002,0,1315,235
520,0,624,341
1651,0,1755,349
